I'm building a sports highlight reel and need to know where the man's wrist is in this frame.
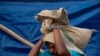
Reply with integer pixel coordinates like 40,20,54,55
48,25,60,30
52,25,60,29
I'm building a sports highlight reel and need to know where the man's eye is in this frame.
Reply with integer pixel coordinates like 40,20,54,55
51,46,55,48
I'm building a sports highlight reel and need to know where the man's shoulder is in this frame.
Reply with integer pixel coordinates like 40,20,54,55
39,50,51,56
69,50,84,56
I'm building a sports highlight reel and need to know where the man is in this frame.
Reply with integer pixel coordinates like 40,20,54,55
28,8,93,56
28,22,83,56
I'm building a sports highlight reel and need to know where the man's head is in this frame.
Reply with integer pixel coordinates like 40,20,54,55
45,41,57,55
43,32,57,55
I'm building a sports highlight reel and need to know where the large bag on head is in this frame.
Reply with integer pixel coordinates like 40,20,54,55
35,8,93,55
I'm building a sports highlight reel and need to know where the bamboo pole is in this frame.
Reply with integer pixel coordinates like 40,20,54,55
0,24,43,52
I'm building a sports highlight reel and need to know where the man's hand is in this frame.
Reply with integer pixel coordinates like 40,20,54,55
28,37,44,56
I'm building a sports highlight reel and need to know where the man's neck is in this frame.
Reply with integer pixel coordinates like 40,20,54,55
52,54,57,56
52,55,56,56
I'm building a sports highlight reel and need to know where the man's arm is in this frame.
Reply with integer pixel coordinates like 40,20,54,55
52,23,71,56
28,38,43,56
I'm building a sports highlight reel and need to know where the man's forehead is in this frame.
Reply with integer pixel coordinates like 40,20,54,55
45,41,55,45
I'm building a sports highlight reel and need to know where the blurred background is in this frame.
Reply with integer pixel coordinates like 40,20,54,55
0,0,100,56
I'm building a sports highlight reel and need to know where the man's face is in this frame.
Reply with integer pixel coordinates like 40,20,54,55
45,42,57,55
